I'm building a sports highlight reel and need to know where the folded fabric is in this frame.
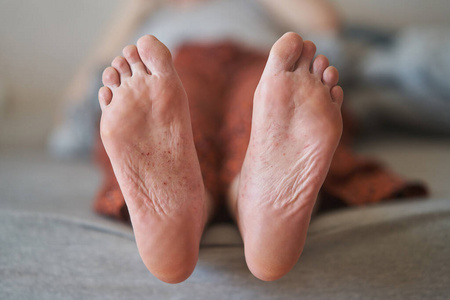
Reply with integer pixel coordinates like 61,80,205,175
93,42,428,222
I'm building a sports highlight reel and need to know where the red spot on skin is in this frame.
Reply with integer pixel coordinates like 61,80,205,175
163,182,167,185
283,153,286,156
168,150,171,154
146,152,150,156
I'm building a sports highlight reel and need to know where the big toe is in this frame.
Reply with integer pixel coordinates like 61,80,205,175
137,35,174,75
264,32,304,74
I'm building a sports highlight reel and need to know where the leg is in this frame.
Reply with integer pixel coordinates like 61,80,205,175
236,32,343,280
99,35,209,283
259,0,341,35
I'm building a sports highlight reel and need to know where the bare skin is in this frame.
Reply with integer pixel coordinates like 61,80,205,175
230,32,343,281
99,32,343,283
99,35,210,284
258,0,341,34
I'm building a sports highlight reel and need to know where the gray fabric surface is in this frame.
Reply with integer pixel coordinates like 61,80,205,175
1,144,450,299
2,200,450,299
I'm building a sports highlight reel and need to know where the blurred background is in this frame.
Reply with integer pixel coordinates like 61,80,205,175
1,0,450,217
1,1,450,296
1,0,450,148
0,0,112,147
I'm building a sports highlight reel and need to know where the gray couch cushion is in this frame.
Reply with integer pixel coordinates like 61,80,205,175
2,199,450,299
1,136,450,299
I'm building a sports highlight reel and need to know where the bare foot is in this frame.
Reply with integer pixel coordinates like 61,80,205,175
237,32,344,281
99,35,208,283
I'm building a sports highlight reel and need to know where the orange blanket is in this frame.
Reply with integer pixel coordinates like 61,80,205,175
93,42,427,222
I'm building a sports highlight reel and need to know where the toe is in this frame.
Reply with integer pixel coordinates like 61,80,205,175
264,32,303,75
296,40,316,70
322,66,339,88
112,56,132,78
311,55,329,76
137,35,174,74
123,44,147,75
331,85,344,105
102,67,120,88
98,86,113,109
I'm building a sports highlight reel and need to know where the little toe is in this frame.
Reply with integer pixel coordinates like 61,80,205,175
123,45,147,75
102,67,120,88
98,86,113,109
112,56,132,78
331,85,344,105
322,66,339,88
264,32,303,75
311,55,329,76
137,35,174,74
296,40,316,70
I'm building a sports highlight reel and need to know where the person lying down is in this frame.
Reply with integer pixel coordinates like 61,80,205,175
91,0,428,283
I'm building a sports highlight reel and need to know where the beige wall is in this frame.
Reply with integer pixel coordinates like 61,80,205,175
0,0,119,146
0,0,449,147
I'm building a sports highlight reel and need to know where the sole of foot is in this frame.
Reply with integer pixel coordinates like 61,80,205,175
237,32,344,281
99,35,208,283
